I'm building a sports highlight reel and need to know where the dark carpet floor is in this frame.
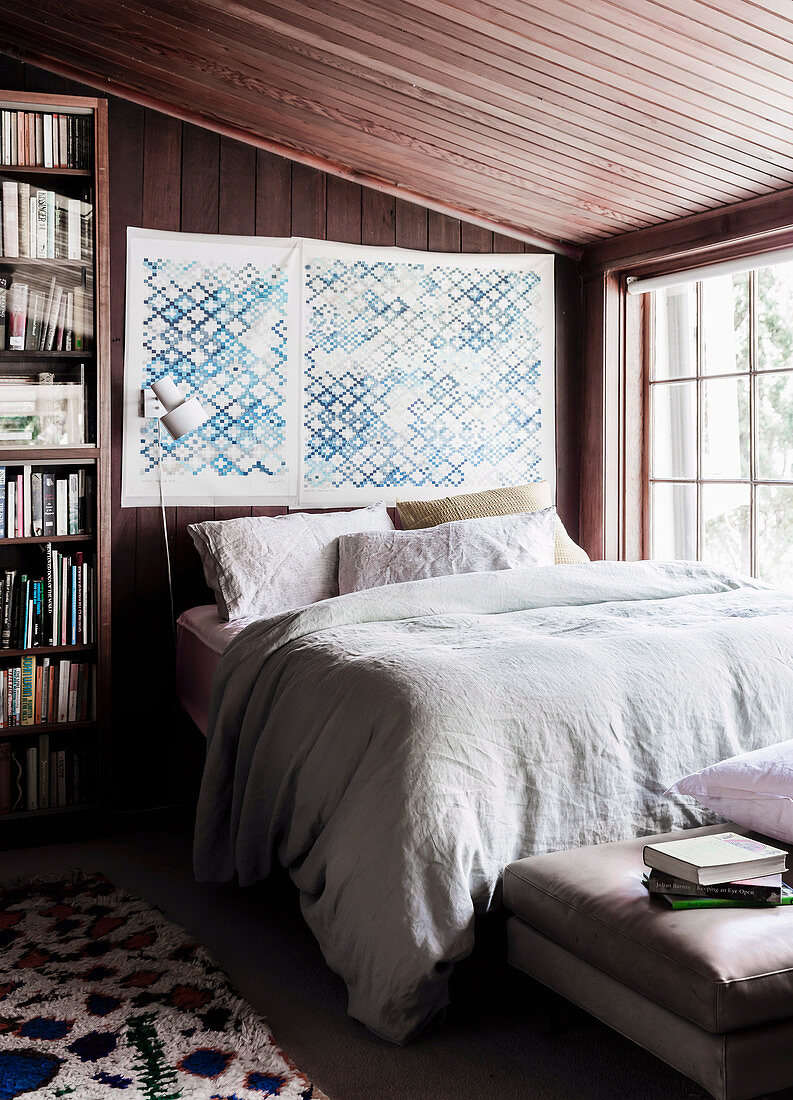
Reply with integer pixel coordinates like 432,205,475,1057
0,810,778,1099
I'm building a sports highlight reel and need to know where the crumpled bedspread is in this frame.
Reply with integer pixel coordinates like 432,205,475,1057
193,560,793,1043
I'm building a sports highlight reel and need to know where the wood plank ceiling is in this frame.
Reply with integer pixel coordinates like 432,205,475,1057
2,0,793,256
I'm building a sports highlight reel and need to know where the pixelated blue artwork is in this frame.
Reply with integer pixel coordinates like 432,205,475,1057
301,258,545,493
138,257,290,482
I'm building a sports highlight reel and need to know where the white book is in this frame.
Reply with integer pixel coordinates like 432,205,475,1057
1,112,9,166
643,831,788,887
55,479,68,537
35,190,47,258
67,197,81,260
1,181,18,258
44,285,63,352
22,465,31,538
45,191,55,260
43,114,53,168
28,195,36,257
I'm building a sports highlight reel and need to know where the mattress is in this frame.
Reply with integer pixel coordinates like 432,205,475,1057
176,605,249,736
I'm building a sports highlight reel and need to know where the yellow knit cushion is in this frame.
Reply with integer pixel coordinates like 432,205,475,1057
396,483,589,566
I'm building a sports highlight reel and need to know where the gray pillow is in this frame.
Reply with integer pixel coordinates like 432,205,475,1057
338,508,556,595
189,503,394,620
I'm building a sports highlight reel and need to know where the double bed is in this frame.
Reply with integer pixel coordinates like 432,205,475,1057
178,559,793,1044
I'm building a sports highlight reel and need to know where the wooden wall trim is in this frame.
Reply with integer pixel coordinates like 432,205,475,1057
583,184,793,275
0,44,581,260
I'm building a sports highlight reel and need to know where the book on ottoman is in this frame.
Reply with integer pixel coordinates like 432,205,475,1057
643,831,787,886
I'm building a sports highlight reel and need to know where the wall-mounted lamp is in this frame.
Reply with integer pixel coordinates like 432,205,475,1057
146,374,208,439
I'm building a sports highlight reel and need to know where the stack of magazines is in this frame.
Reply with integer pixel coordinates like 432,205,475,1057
643,831,791,909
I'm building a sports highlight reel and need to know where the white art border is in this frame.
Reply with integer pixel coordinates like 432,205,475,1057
297,239,555,508
121,227,301,507
122,231,556,508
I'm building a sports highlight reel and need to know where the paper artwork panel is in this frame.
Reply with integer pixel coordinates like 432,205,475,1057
122,229,300,506
299,242,555,505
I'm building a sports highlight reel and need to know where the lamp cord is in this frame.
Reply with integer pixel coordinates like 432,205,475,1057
157,420,177,641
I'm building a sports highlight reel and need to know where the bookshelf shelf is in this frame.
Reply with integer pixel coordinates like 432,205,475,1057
0,351,91,359
0,448,98,462
0,533,93,546
0,167,92,178
0,257,89,270
0,644,94,658
2,802,99,822
0,720,96,739
0,91,108,838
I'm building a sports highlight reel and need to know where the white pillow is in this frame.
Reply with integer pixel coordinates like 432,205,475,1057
189,503,394,620
669,740,793,844
338,508,556,595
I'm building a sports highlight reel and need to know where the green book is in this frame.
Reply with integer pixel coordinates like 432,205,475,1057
644,876,793,909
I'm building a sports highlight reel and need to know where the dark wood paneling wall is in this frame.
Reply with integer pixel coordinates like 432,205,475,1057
0,55,583,807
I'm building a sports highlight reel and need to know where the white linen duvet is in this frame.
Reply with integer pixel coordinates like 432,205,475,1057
194,561,793,1043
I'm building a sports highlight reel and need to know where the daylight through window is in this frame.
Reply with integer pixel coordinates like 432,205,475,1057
649,263,793,589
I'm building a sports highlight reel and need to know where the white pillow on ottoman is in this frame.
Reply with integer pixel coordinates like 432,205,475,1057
669,740,793,844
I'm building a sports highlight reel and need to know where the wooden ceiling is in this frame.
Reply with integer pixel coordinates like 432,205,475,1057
2,0,793,257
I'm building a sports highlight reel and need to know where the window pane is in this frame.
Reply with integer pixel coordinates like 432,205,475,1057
702,273,749,375
702,376,749,479
701,484,751,575
757,485,793,590
755,371,793,480
651,482,696,559
652,381,696,478
758,263,793,371
653,284,696,380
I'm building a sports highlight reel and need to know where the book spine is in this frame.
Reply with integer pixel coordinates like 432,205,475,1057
22,465,31,539
42,473,56,538
68,473,79,535
45,190,55,260
17,182,30,258
647,872,780,903
0,466,5,540
30,471,43,537
56,749,66,806
0,275,6,348
38,734,49,810
1,182,19,259
26,745,38,810
8,282,28,350
20,656,35,726
36,190,47,259
57,659,69,722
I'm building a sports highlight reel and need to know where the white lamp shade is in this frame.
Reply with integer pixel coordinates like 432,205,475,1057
150,374,185,413
161,396,207,440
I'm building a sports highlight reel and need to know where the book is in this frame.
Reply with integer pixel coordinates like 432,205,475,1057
20,656,35,725
8,282,28,350
645,869,784,904
0,275,6,347
38,733,49,810
30,470,42,537
651,883,793,909
643,831,788,887
17,182,30,258
25,745,37,810
42,473,56,537
2,181,18,258
56,749,66,807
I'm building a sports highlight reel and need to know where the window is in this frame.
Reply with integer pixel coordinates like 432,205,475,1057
648,262,793,589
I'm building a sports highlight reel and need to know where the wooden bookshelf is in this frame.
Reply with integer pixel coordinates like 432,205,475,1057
0,91,109,836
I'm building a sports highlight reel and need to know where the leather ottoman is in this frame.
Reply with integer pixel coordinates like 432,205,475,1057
504,824,793,1100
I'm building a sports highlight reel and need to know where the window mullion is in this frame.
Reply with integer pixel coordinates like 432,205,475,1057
749,271,757,579
696,281,703,562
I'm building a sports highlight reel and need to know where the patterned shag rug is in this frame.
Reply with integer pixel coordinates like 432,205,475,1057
0,873,329,1099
